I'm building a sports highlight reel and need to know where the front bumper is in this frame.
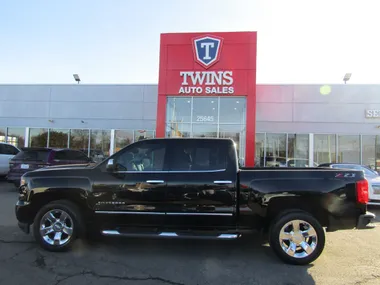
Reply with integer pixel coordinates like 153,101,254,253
15,200,33,234
356,211,376,229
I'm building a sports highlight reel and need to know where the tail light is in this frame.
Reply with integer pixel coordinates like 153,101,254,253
356,179,369,204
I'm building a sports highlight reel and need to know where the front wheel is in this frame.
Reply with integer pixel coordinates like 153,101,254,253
269,211,325,265
33,200,85,252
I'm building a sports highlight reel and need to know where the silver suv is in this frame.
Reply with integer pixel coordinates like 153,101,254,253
0,142,20,176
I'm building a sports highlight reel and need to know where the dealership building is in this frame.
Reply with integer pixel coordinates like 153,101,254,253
1,31,380,168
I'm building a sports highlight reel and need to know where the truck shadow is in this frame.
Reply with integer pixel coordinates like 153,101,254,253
79,233,316,285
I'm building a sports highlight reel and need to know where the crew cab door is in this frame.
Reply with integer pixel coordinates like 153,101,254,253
92,139,169,228
164,139,237,230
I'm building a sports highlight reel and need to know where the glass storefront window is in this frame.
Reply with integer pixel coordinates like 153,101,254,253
192,97,218,124
90,130,111,162
255,133,265,167
29,128,48,147
287,134,309,167
166,123,191,138
265,133,287,167
166,97,192,124
6,128,25,148
219,97,246,124
219,124,245,161
338,135,360,164
362,135,380,170
192,124,218,138
114,130,134,153
0,127,6,143
134,130,155,142
314,134,336,164
48,129,69,148
70,129,90,151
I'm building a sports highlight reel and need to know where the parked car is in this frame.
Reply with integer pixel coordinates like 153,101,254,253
8,147,92,186
318,163,380,205
285,158,319,168
15,138,375,265
0,142,20,177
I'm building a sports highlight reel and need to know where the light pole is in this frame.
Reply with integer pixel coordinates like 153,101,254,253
343,73,352,84
73,74,81,84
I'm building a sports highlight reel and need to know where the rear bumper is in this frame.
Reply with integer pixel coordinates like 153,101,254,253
356,211,376,229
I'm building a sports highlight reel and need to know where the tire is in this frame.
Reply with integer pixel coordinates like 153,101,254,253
33,200,85,252
269,211,325,265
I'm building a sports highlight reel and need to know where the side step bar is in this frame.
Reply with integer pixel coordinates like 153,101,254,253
101,230,241,240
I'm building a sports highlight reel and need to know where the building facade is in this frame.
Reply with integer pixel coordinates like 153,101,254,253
1,83,380,168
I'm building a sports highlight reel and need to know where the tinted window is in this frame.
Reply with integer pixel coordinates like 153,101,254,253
53,151,70,160
66,150,90,161
169,140,228,171
114,140,167,171
13,149,50,162
0,144,19,155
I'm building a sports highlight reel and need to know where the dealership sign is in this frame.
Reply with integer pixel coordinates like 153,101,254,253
177,35,235,95
365,109,380,118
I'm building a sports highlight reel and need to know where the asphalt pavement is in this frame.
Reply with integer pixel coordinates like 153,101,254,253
0,179,379,285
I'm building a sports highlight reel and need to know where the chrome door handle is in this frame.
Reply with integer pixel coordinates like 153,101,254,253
214,180,232,184
146,180,165,184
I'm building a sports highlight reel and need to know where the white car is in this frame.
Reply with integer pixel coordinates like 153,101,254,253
0,142,20,176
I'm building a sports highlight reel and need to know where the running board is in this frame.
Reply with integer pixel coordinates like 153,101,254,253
101,230,241,240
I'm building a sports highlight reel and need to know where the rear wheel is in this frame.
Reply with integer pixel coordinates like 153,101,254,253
269,211,325,265
33,200,85,252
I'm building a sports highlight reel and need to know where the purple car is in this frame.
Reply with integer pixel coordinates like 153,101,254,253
7,147,92,187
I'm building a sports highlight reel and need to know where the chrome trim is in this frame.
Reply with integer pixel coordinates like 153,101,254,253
166,212,233,216
146,180,165,184
214,180,233,184
115,169,226,174
95,211,165,215
368,201,380,206
217,234,239,239
159,232,178,237
102,230,120,236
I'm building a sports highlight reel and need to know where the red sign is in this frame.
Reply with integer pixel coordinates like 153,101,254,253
156,31,257,166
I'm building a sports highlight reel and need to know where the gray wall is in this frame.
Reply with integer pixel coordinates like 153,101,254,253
0,84,158,131
1,83,380,134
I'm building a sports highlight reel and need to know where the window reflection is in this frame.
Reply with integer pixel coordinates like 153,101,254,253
29,128,48,147
48,129,69,148
166,97,191,124
265,134,287,167
362,135,380,170
219,124,244,161
7,128,25,148
192,124,217,138
166,123,191,138
70,129,89,151
219,97,246,124
0,127,6,143
90,130,111,161
192,97,218,124
338,135,360,164
314,134,336,164
287,134,309,167
134,130,155,142
114,130,134,153
255,133,265,166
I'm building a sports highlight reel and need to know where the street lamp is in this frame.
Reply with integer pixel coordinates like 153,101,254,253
73,74,81,84
343,73,352,84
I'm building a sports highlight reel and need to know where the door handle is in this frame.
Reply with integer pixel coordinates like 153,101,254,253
214,180,232,184
146,180,165,184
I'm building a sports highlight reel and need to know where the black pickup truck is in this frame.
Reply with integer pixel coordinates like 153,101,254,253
15,138,375,265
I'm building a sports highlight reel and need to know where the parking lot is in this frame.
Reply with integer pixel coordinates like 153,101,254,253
0,180,379,285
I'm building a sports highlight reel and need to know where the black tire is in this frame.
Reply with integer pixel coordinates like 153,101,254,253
33,200,85,252
269,211,325,265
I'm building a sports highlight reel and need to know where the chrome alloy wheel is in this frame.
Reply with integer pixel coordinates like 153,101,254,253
40,209,74,246
279,219,318,259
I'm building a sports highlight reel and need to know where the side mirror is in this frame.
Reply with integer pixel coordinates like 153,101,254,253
106,159,116,172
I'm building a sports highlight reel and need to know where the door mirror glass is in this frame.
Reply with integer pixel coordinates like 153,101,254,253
106,159,116,172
